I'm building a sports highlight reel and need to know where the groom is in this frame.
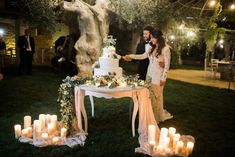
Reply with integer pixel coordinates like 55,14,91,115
135,26,154,80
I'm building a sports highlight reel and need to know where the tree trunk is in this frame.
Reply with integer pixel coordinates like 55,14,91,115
63,0,110,76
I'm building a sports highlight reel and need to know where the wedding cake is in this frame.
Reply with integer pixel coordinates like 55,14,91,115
93,36,122,78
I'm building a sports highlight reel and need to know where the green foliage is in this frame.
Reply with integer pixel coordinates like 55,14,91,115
11,0,58,32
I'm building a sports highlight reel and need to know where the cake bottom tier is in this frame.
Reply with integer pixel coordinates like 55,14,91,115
94,67,122,78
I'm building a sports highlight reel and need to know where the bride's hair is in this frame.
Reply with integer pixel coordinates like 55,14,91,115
150,29,166,57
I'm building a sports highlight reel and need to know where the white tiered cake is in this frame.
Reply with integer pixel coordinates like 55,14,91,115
94,45,122,78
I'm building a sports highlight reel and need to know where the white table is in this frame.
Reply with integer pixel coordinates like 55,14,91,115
74,85,144,137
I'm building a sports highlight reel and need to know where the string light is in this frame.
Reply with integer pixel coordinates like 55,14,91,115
230,4,235,10
208,0,216,7
0,29,4,36
169,35,175,41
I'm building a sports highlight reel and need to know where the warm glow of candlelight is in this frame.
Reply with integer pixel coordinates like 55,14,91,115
41,133,49,141
148,125,156,144
61,128,67,138
24,116,31,129
39,114,46,131
186,141,194,154
175,141,184,154
21,128,29,137
52,137,59,144
14,124,21,139
156,145,164,155
159,128,168,145
47,123,54,135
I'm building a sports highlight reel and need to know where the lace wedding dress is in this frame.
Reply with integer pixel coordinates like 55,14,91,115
129,45,173,122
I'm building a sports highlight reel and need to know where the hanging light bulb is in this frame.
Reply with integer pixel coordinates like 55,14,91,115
230,4,235,10
209,0,216,7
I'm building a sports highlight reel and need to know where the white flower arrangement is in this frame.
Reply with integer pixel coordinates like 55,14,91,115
57,74,150,134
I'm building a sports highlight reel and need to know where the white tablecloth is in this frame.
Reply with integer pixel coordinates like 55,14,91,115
74,85,160,152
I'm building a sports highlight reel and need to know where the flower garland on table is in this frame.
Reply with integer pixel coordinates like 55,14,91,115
57,76,89,134
58,75,150,135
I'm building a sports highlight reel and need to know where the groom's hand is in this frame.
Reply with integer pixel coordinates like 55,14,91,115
159,61,165,68
123,55,132,62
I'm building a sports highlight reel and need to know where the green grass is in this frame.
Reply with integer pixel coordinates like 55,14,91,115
0,66,235,157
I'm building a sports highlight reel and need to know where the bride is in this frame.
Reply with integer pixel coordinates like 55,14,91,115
123,29,173,123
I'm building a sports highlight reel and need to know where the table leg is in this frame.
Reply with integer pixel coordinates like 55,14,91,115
81,96,88,133
132,92,139,137
89,95,95,118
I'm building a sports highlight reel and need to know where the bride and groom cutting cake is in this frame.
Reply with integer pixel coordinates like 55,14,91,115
93,27,173,123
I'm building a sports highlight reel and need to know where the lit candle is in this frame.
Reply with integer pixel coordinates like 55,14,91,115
47,123,54,135
159,128,168,146
39,114,46,131
46,114,51,125
148,125,156,144
163,137,170,148
156,145,164,156
14,124,21,139
27,127,33,138
24,116,31,129
149,141,155,154
173,137,180,149
175,141,184,154
165,148,171,155
21,128,29,138
50,115,58,130
186,141,194,154
41,133,49,141
174,133,181,139
61,128,67,138
33,120,41,140
52,137,59,144
168,127,176,139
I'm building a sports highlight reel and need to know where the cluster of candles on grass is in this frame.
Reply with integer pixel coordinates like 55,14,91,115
14,114,67,144
148,125,194,156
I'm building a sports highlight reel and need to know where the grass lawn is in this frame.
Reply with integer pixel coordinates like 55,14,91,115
0,65,235,157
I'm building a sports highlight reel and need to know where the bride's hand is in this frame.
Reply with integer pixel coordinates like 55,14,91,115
160,80,166,86
123,55,132,62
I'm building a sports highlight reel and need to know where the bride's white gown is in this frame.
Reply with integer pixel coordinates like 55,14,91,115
129,45,173,122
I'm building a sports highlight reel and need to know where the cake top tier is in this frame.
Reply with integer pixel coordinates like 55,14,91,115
103,35,116,47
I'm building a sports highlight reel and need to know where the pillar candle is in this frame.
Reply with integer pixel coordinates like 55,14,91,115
39,114,46,131
52,137,59,144
156,145,164,156
163,137,170,148
50,115,58,130
165,148,171,155
175,141,184,154
47,123,54,135
33,120,41,141
173,137,180,149
168,127,176,139
148,125,156,144
41,133,49,141
24,116,31,129
61,128,67,138
149,141,155,154
27,127,33,138
159,128,168,146
14,124,21,139
21,128,29,138
174,133,180,139
46,114,51,125
186,141,194,154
